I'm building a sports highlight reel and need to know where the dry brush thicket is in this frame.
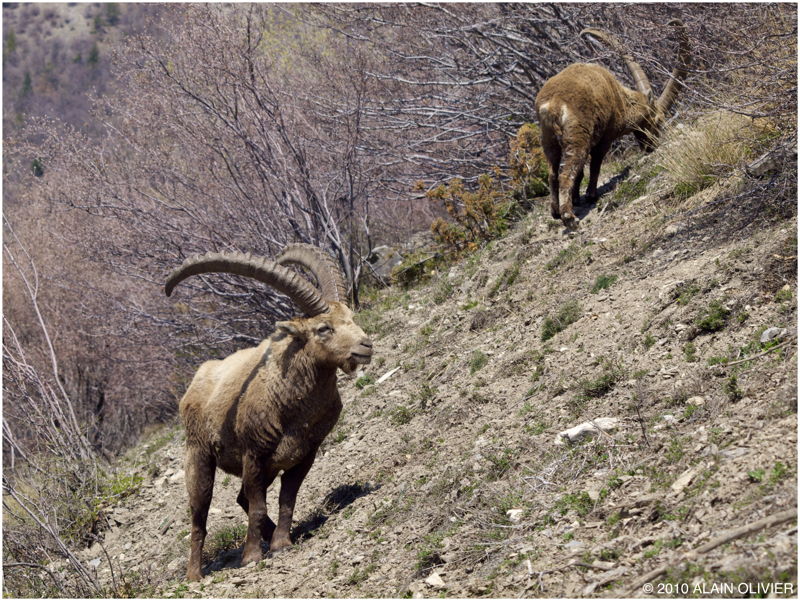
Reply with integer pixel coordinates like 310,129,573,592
2,3,796,597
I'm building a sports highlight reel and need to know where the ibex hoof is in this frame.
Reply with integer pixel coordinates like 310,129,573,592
269,538,293,554
241,549,263,566
561,213,578,229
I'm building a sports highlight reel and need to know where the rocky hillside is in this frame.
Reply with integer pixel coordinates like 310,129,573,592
58,154,796,598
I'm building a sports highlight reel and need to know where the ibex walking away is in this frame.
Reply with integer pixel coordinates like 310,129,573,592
536,20,690,227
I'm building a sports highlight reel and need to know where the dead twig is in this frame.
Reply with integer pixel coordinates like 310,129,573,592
710,336,795,369
624,507,798,595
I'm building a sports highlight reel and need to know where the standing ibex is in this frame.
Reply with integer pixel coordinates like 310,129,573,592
165,244,373,581
535,20,690,227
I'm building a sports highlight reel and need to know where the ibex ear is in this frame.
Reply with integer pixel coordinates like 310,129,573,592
646,89,655,104
275,321,306,340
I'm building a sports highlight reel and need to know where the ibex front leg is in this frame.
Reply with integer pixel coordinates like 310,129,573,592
241,453,277,566
271,451,317,552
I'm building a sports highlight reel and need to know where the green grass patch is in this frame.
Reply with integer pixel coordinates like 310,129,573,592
488,261,522,298
390,405,416,426
541,300,582,341
590,274,618,294
695,300,731,333
545,243,581,272
469,350,489,374
553,491,593,517
355,374,375,389
205,523,247,557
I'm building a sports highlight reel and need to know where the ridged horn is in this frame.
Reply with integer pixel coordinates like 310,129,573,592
580,27,653,98
656,19,691,114
275,243,348,303
164,251,330,316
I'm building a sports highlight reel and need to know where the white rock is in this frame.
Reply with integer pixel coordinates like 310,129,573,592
760,327,787,343
554,417,619,445
671,467,699,494
424,572,446,588
564,540,585,554
506,509,524,523
169,470,185,483
88,558,101,568
686,396,706,406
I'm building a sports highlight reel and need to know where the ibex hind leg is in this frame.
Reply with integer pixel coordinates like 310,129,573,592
542,142,562,220
586,143,611,202
185,446,216,581
558,147,588,227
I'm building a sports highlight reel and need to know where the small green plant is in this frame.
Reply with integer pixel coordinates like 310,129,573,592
666,438,686,463
545,243,581,272
554,491,594,517
390,405,415,425
432,279,454,305
469,350,489,374
489,261,521,298
769,461,789,485
485,448,515,479
643,540,664,559
723,374,743,401
675,282,701,305
355,374,375,389
683,403,699,420
590,274,618,294
695,300,731,333
643,333,656,350
415,531,446,574
683,342,697,362
775,287,793,303
747,468,765,483
346,563,377,585
541,300,582,341
613,176,648,204
206,523,247,557
575,357,625,402
415,382,437,409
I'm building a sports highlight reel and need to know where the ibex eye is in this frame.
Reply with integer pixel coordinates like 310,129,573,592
317,324,332,335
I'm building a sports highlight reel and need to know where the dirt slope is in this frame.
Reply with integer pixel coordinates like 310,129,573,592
66,167,797,598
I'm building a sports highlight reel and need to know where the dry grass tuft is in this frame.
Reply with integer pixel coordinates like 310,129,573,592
656,111,778,200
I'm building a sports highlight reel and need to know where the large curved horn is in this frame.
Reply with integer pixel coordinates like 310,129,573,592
581,27,653,98
275,243,348,303
656,19,691,114
164,251,330,316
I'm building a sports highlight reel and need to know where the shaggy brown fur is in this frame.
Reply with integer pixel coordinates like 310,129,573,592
535,20,690,227
180,302,372,581
166,248,372,581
